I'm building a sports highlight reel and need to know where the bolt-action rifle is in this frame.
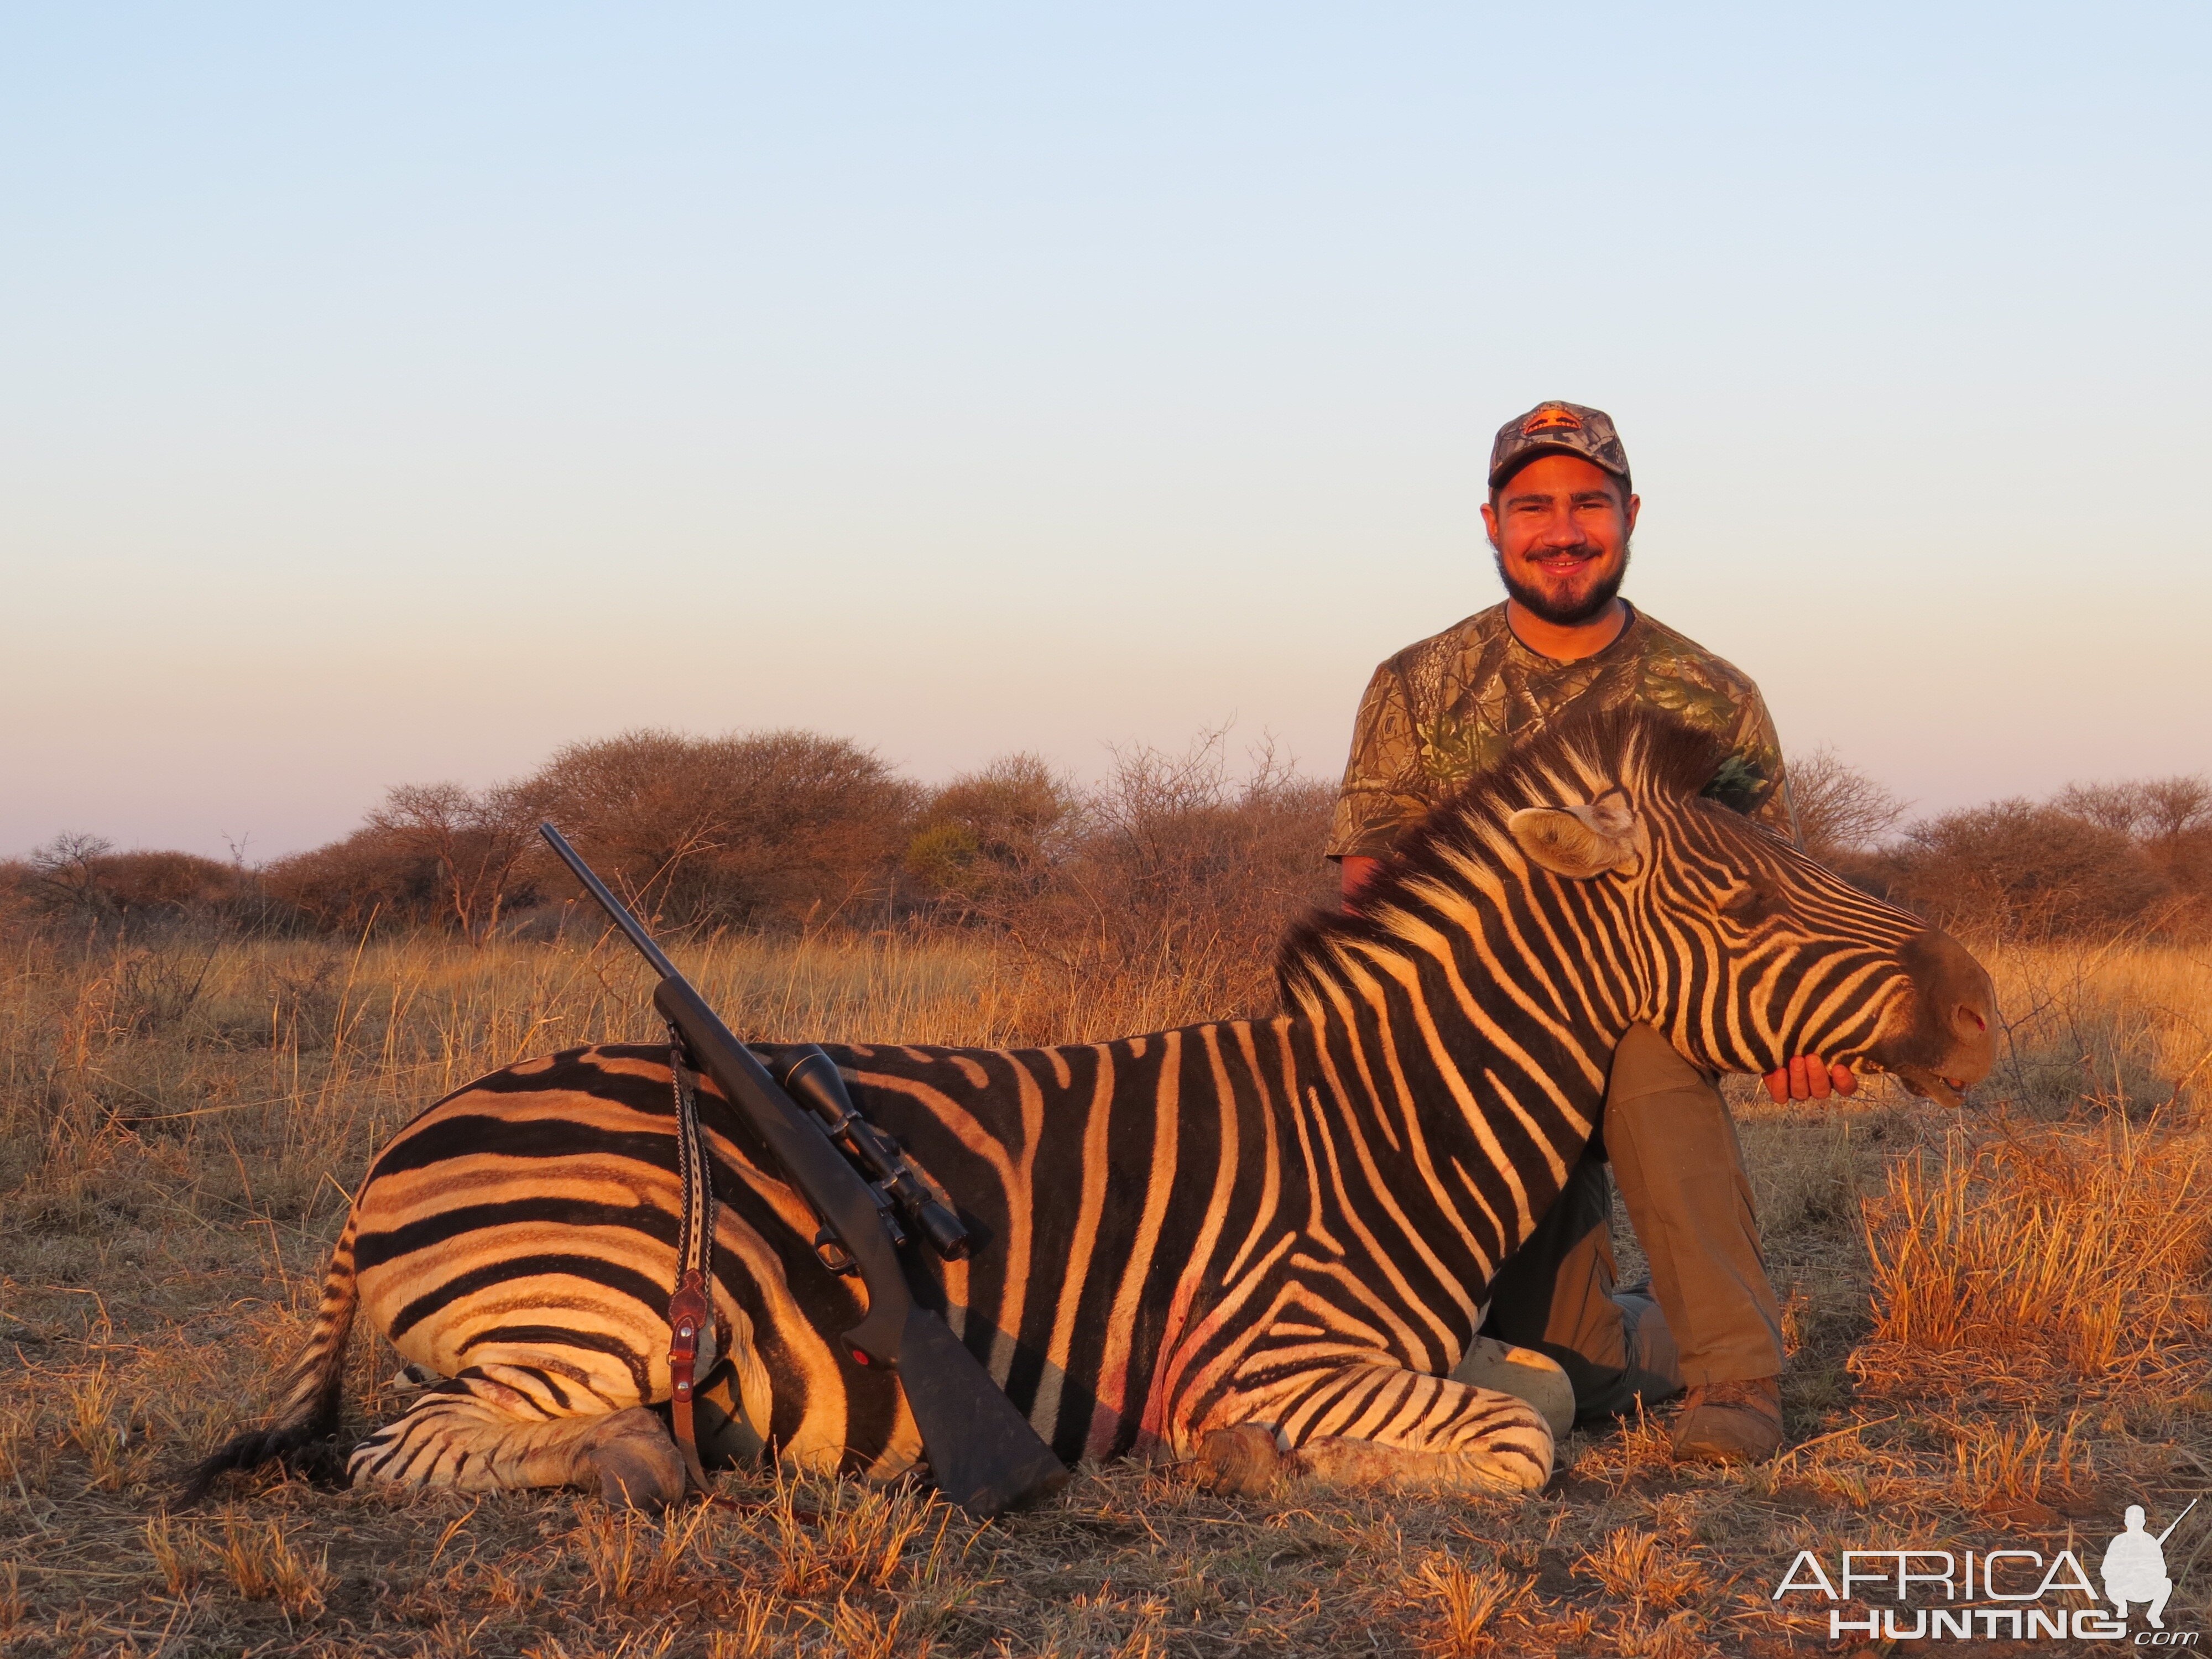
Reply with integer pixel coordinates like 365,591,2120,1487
539,822,1067,1519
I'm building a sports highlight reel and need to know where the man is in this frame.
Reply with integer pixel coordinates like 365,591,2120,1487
1327,399,1854,1462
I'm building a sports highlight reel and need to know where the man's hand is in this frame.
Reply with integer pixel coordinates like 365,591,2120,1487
1762,1056,1858,1103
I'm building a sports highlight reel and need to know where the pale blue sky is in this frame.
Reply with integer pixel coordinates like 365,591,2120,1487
4,5,2207,858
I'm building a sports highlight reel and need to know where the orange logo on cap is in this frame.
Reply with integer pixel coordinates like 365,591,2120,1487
1522,405,1584,435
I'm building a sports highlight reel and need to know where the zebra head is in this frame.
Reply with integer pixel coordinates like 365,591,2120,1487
1317,707,1996,1105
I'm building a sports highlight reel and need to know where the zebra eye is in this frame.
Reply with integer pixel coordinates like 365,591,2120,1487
1720,881,1785,924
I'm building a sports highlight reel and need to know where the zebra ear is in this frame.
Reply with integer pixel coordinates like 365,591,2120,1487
1508,790,1648,879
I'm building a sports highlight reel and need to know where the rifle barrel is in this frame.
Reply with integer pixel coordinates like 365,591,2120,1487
540,822,682,982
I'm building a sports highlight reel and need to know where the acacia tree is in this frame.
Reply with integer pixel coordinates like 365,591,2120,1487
1879,801,2171,939
263,826,442,935
907,728,1334,1019
531,728,917,930
367,779,547,945
25,832,119,922
1071,729,1335,1013
2056,776,2212,844
904,754,1082,922
1786,747,1908,863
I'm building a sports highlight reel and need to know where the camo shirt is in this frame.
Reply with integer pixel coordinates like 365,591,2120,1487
1325,602,1797,860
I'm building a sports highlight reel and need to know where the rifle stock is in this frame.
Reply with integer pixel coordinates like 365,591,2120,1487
540,823,1066,1517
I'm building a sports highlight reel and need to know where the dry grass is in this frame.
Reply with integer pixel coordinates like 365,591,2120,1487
2,923,2209,1654
1858,1120,2211,1383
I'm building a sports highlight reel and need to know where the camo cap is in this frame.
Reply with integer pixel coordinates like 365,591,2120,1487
1488,400,1631,493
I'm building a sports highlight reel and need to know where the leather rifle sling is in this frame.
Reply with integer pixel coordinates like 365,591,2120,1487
666,1029,715,1493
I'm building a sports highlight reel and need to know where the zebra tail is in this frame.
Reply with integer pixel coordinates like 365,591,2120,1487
177,1209,361,1506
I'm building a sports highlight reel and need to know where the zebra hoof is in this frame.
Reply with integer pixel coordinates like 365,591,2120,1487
577,1408,687,1510
1191,1425,1285,1497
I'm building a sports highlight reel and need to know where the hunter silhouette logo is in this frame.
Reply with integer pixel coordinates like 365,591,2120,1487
2105,1500,2195,1630
1521,405,1584,434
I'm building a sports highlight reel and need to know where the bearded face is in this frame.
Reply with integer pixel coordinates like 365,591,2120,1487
1480,453,1637,629
1493,540,1631,626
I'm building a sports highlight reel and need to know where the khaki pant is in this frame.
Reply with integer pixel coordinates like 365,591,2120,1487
1481,1024,1783,1421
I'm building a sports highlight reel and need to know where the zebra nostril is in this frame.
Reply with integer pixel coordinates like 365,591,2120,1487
1957,1005,1987,1036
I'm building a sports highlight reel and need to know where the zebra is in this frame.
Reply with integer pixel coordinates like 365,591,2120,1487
185,707,1994,1507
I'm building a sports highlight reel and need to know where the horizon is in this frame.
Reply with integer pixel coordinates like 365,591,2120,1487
5,6,2208,862
7,699,2200,872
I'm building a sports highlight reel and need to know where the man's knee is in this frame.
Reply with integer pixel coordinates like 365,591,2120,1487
1604,1026,1749,1197
1607,1024,1719,1114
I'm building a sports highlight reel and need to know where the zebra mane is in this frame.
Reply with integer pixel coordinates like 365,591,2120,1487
1276,703,1731,1000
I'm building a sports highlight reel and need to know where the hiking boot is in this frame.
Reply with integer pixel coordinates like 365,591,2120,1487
1670,1375,1782,1464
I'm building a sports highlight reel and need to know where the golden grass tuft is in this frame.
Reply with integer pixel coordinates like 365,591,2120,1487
1942,1407,2094,1525
702,1593,777,1659
1407,1552,1528,1656
1856,1115,2212,1392
570,1503,722,1605
210,1514,333,1612
1573,1528,1709,1610
143,1513,201,1597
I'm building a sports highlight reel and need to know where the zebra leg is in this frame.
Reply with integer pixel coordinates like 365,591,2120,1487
1291,1366,1553,1494
691,1357,769,1466
1199,1365,1553,1498
347,1365,686,1507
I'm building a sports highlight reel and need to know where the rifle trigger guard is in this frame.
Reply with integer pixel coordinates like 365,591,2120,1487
813,1226,859,1275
